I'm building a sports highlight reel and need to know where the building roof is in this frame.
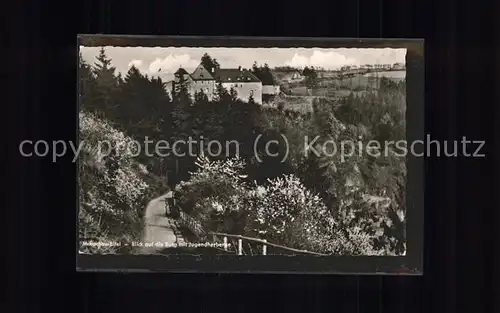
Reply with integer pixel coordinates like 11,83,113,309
175,68,189,76
212,68,261,83
190,63,215,81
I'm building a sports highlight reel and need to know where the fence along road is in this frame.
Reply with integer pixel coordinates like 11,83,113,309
138,194,332,256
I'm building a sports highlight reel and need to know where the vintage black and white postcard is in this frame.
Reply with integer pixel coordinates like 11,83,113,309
76,35,424,274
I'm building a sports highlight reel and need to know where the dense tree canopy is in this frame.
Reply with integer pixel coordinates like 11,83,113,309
201,53,220,71
252,62,275,85
302,66,319,89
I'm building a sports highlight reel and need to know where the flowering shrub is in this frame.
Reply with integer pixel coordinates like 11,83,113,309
245,175,328,245
175,156,249,233
78,111,151,253
178,156,386,255
244,174,385,255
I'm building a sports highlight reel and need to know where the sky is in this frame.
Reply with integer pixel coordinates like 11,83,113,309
80,46,406,82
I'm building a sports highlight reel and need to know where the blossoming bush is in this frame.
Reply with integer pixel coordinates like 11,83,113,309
175,156,250,233
178,155,385,255
78,111,151,253
244,174,384,255
244,175,328,247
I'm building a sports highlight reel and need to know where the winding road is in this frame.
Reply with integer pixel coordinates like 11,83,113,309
139,193,183,254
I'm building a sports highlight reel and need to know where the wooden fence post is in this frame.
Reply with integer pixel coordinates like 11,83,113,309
262,239,267,255
238,239,242,255
223,237,228,251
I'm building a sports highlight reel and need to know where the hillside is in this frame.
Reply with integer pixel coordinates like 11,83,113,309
78,111,167,254
272,67,405,97
78,49,408,256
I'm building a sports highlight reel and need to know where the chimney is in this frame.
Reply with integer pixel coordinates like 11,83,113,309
238,66,242,71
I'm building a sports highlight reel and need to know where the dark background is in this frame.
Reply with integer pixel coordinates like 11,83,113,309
6,0,498,312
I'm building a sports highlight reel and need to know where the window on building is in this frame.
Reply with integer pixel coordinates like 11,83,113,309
228,78,231,81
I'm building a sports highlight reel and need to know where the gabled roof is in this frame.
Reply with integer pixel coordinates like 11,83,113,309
175,68,189,76
190,63,215,80
213,68,261,83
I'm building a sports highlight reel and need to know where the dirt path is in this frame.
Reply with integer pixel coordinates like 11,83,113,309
139,193,180,254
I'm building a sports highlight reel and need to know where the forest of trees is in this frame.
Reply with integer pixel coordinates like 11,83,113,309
252,62,275,85
78,48,407,255
302,66,319,89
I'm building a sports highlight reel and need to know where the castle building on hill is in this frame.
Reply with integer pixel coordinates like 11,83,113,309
171,63,263,104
